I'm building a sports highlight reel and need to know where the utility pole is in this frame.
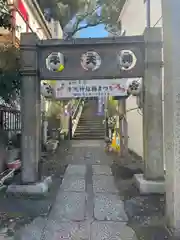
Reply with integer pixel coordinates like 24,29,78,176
146,0,151,28
162,0,180,236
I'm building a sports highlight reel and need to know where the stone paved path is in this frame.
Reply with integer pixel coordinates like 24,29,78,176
14,140,138,240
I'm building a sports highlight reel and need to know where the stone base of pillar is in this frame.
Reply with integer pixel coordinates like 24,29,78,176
134,174,165,194
6,176,52,196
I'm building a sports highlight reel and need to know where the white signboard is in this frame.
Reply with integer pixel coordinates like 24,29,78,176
54,79,128,99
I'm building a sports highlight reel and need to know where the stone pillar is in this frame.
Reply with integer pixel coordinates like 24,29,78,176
143,28,164,180
20,33,41,184
134,28,165,194
162,0,180,236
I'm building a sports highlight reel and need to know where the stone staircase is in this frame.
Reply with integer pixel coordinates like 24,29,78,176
73,99,105,140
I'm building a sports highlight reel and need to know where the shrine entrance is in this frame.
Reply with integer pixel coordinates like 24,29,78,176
20,33,145,184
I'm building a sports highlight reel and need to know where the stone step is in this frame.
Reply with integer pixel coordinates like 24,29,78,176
75,127,104,130
73,132,104,135
75,130,104,134
78,121,103,125
76,125,104,128
74,130,104,134
78,125,103,128
74,133,104,137
77,124,103,127
80,116,100,119
73,135,104,140
77,125,104,129
78,121,103,123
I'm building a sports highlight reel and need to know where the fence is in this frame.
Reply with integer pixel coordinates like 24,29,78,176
0,99,84,143
0,106,21,141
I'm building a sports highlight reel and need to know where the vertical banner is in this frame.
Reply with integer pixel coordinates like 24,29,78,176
97,96,104,116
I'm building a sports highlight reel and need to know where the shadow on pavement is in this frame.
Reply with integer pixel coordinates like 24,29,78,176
111,152,171,240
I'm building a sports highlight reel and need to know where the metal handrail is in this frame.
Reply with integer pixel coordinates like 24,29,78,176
72,98,83,120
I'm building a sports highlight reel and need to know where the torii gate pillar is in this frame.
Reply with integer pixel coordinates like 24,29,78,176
162,0,180,236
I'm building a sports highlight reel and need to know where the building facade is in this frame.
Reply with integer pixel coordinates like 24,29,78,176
15,0,51,40
0,0,63,116
119,0,162,157
0,0,63,46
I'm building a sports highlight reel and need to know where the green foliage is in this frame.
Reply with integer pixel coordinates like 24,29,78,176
57,0,88,27
37,0,88,28
0,0,20,104
62,0,125,38
38,0,125,37
47,100,63,117
0,0,12,29
108,97,118,117
0,0,125,103
0,46,21,103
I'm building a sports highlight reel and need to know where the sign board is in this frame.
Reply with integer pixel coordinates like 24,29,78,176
54,79,129,99
38,36,145,80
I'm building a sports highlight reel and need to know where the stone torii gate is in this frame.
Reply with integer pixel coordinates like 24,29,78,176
7,28,165,229
19,33,145,184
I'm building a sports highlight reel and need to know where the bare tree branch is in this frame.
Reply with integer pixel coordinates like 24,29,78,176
65,0,123,39
70,20,103,37
72,4,102,33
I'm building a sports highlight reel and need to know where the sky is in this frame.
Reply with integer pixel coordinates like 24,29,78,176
78,24,109,38
70,5,108,38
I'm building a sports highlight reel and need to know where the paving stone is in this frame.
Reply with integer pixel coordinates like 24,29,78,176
51,192,86,221
94,194,128,221
0,236,6,240
92,165,112,175
43,220,90,240
60,176,85,192
0,237,13,240
13,217,46,240
72,140,101,148
91,221,137,240
93,175,118,193
65,165,86,176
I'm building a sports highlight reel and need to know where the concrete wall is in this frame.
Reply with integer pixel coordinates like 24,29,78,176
119,0,162,157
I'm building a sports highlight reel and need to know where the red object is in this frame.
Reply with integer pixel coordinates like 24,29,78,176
18,0,28,21
7,159,21,170
17,0,29,32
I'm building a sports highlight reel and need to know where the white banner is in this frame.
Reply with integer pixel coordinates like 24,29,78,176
97,97,104,116
54,79,128,99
